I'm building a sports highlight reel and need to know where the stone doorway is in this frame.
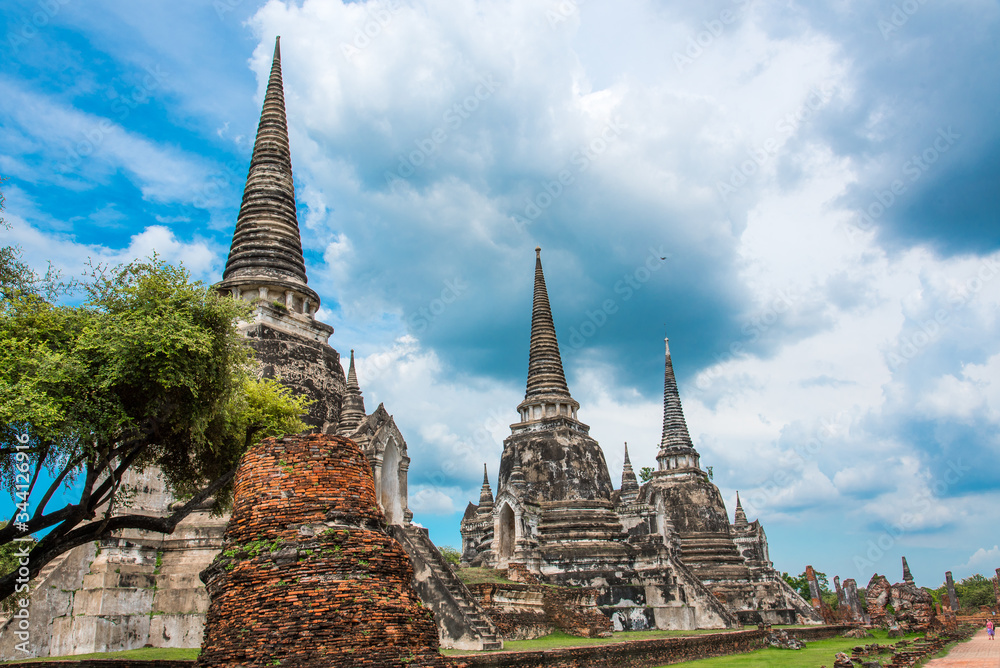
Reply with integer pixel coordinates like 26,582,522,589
498,504,515,563
380,437,403,525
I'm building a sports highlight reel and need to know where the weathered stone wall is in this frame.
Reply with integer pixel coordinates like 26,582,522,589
450,629,769,668
544,586,614,637
242,322,345,433
498,425,614,504
196,433,449,667
469,582,612,640
0,543,97,660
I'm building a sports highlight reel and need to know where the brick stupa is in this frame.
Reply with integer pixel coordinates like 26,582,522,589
197,433,450,667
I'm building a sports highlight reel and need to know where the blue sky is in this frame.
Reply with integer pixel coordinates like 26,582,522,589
2,0,999,588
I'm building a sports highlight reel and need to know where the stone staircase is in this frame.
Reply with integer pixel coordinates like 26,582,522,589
392,524,502,651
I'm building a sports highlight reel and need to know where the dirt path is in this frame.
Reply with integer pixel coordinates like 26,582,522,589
923,629,1000,668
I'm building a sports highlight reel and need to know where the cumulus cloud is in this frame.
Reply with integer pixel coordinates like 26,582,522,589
962,545,1000,571
4,189,223,283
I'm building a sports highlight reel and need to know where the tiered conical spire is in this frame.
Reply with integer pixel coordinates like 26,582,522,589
656,337,701,472
659,338,695,451
479,464,495,507
219,37,319,309
620,443,639,500
902,556,914,583
525,247,572,400
733,492,748,527
337,350,367,436
516,247,580,423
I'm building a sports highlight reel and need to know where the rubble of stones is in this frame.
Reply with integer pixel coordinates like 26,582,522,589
767,628,805,650
823,626,978,668
841,628,874,639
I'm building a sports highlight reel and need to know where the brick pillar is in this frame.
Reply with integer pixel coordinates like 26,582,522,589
805,565,822,610
994,568,1000,611
945,570,960,612
843,578,866,623
901,556,913,583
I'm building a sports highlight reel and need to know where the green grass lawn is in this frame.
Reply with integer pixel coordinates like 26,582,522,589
454,567,517,586
442,627,930,668
653,629,922,668
442,627,750,655
2,647,199,663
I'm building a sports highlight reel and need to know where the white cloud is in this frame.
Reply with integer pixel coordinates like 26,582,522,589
0,78,223,208
408,486,460,515
5,200,223,284
962,545,1000,571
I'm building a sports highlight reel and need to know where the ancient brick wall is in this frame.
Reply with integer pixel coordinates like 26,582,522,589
470,583,549,640
469,582,611,640
541,586,613,637
1,662,195,668
196,433,450,667
450,629,768,668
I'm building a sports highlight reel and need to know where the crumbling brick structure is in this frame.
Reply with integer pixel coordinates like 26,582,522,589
866,574,892,627
468,582,613,640
196,433,450,667
865,564,939,633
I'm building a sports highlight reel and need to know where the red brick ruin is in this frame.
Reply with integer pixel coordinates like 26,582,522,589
196,433,450,667
864,559,939,634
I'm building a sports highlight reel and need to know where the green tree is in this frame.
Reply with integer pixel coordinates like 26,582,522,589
639,466,654,483
950,574,996,610
0,254,311,602
783,569,837,607
438,545,462,567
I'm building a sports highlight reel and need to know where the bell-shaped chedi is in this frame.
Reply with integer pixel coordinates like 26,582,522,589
500,247,615,504
196,433,450,667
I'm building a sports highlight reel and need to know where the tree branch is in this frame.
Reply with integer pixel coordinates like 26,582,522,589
0,466,237,602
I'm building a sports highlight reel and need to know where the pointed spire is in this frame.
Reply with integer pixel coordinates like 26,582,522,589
220,37,319,309
902,556,913,583
515,247,581,425
524,247,572,400
620,442,639,501
659,337,695,450
337,350,367,435
479,464,495,507
733,492,748,527
656,337,701,472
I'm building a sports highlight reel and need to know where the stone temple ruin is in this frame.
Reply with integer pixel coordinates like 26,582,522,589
459,248,820,630
0,36,837,660
0,37,497,659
